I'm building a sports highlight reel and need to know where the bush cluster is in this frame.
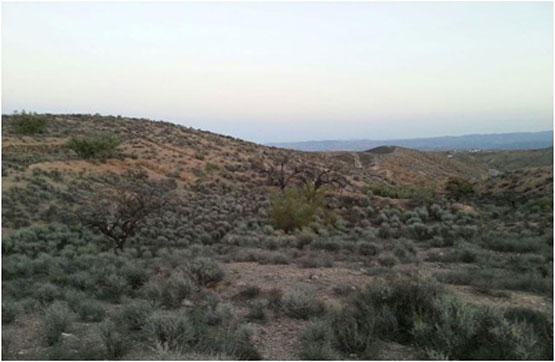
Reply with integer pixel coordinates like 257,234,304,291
65,133,120,159
12,112,48,135
299,276,552,360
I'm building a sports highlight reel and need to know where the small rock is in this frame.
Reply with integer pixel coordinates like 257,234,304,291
181,299,194,307
61,332,78,343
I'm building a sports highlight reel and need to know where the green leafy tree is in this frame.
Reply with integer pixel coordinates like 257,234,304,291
445,177,474,201
269,183,327,232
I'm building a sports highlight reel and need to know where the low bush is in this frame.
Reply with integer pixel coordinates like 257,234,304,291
377,253,398,267
366,183,435,203
245,300,268,323
12,112,47,135
144,311,196,351
297,276,550,360
358,241,380,256
34,282,64,304
299,319,340,360
95,274,131,302
233,285,261,300
281,289,325,320
186,257,224,286
65,290,105,322
2,300,21,324
65,133,120,159
161,270,197,308
40,301,76,346
117,298,153,331
297,252,334,268
99,319,129,359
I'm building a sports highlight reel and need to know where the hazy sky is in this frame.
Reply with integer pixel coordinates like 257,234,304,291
2,2,553,143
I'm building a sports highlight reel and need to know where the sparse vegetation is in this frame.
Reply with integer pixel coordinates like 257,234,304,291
2,113,552,360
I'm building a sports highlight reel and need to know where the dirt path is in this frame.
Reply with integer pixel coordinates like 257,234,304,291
353,152,362,169
221,262,372,300
218,262,375,359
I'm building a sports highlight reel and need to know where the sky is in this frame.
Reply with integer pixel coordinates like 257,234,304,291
2,2,553,143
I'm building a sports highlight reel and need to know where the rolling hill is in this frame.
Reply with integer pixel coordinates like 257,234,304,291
2,113,553,360
268,130,553,151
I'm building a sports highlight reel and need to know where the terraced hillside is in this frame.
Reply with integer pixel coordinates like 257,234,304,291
2,113,553,360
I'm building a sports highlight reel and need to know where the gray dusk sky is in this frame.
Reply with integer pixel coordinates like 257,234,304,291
2,2,553,143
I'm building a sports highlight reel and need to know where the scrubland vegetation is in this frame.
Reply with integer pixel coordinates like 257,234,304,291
2,113,553,360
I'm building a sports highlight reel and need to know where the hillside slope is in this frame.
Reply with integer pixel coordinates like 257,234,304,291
2,113,553,361
3,114,496,195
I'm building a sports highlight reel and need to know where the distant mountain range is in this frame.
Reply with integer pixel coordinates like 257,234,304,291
267,130,553,151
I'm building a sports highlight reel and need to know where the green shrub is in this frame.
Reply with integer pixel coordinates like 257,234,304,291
245,300,268,323
269,184,327,233
117,298,153,331
207,322,261,360
99,319,129,359
281,289,324,320
299,320,339,360
445,177,474,201
504,307,553,359
161,270,197,308
65,290,105,322
377,253,398,267
35,282,63,304
95,274,131,303
144,311,196,350
267,288,283,311
204,162,220,172
139,280,164,304
186,257,224,286
12,112,47,135
234,285,261,300
358,242,380,256
297,253,334,268
526,196,553,211
121,264,149,290
2,300,21,324
305,276,550,360
40,301,76,346
366,183,436,203
65,133,120,159
46,339,106,360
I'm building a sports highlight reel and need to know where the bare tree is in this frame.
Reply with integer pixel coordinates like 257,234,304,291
258,154,303,191
78,170,177,253
299,162,348,191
